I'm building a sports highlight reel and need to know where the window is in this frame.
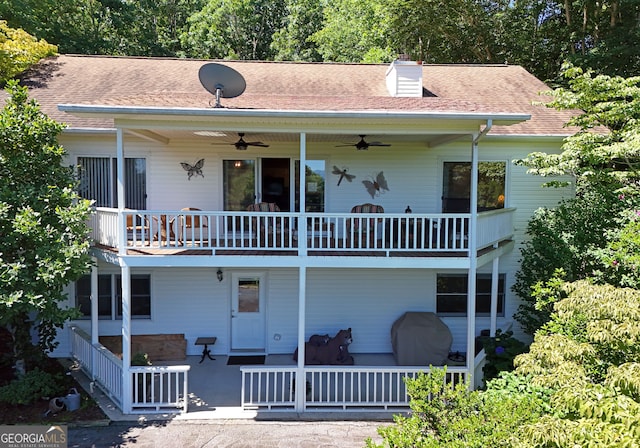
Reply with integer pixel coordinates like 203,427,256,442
442,161,506,212
436,274,505,316
75,274,151,319
77,157,147,209
294,160,326,212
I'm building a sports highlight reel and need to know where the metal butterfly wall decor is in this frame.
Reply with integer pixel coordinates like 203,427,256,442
332,166,356,186
180,159,204,180
363,171,389,199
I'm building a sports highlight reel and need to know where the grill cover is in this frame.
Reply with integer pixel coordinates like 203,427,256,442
391,312,453,366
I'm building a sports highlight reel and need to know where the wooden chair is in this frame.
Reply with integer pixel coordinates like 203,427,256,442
347,203,385,248
179,207,207,244
125,212,150,245
246,202,290,247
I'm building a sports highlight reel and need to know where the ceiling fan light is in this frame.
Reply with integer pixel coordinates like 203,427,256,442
236,143,248,150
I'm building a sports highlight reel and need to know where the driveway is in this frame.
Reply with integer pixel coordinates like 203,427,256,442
68,420,390,448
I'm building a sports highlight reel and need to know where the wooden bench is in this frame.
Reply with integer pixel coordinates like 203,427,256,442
99,333,187,362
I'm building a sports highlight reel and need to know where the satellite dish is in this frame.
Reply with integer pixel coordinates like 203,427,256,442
198,63,246,108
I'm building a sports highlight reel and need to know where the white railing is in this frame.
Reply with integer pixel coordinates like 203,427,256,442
241,367,297,410
70,326,123,407
240,365,468,411
90,208,514,255
69,326,189,413
131,366,190,413
476,208,515,250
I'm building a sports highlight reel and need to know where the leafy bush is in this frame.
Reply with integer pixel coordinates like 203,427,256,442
0,367,64,405
366,368,546,448
512,189,627,336
481,330,527,383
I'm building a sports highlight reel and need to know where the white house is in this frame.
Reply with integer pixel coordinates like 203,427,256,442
11,55,575,416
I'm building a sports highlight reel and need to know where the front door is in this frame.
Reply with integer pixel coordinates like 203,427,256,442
230,273,266,351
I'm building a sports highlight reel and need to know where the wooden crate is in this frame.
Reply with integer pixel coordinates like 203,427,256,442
99,334,187,362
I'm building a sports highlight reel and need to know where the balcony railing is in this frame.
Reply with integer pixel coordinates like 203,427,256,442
89,207,514,255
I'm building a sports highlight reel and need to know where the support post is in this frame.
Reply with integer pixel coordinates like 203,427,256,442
90,258,98,379
296,266,306,411
490,252,499,337
116,128,126,255
466,134,479,390
298,132,308,256
121,265,132,413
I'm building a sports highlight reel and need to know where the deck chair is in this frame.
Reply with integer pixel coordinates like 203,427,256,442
125,212,150,245
179,207,208,244
347,203,384,248
246,202,290,247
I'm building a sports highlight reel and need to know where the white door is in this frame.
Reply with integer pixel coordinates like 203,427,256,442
231,273,266,351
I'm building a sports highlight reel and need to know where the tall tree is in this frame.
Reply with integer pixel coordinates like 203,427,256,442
0,81,93,368
513,66,640,334
271,0,323,61
311,0,394,63
181,0,287,60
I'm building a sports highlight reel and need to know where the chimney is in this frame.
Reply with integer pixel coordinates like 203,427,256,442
386,60,423,98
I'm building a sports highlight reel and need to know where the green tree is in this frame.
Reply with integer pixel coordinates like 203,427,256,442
514,67,640,335
271,0,323,61
0,21,57,84
511,281,640,447
0,81,93,369
181,0,287,60
311,0,394,63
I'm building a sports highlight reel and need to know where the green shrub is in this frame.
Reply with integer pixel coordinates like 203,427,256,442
366,368,546,448
0,367,64,405
481,330,528,383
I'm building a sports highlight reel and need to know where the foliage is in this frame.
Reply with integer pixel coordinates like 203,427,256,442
271,0,323,61
593,207,640,289
0,81,93,368
367,368,547,448
481,330,527,383
181,0,286,60
518,66,640,192
513,67,640,335
310,0,394,63
0,21,56,84
510,281,640,447
0,367,64,405
131,353,152,366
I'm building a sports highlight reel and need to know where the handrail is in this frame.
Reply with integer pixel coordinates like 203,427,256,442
90,207,514,255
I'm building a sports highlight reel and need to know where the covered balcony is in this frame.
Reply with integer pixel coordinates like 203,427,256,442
89,207,515,260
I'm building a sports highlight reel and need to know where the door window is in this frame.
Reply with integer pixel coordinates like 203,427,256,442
442,161,506,212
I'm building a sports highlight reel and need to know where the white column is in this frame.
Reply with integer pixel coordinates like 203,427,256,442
121,265,132,413
490,253,499,336
116,128,126,255
298,133,308,256
466,135,479,388
90,258,98,379
296,266,306,411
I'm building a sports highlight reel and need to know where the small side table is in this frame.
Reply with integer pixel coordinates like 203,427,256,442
195,337,216,363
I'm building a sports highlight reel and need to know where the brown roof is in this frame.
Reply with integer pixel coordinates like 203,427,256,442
5,55,576,136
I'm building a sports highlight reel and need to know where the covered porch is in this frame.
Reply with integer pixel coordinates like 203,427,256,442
69,326,481,418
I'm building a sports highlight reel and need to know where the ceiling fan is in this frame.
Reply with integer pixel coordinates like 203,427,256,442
215,132,270,150
336,135,391,151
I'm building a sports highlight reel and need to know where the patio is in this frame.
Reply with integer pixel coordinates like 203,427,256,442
72,352,425,421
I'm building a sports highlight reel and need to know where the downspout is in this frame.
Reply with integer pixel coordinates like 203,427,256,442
466,120,492,390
